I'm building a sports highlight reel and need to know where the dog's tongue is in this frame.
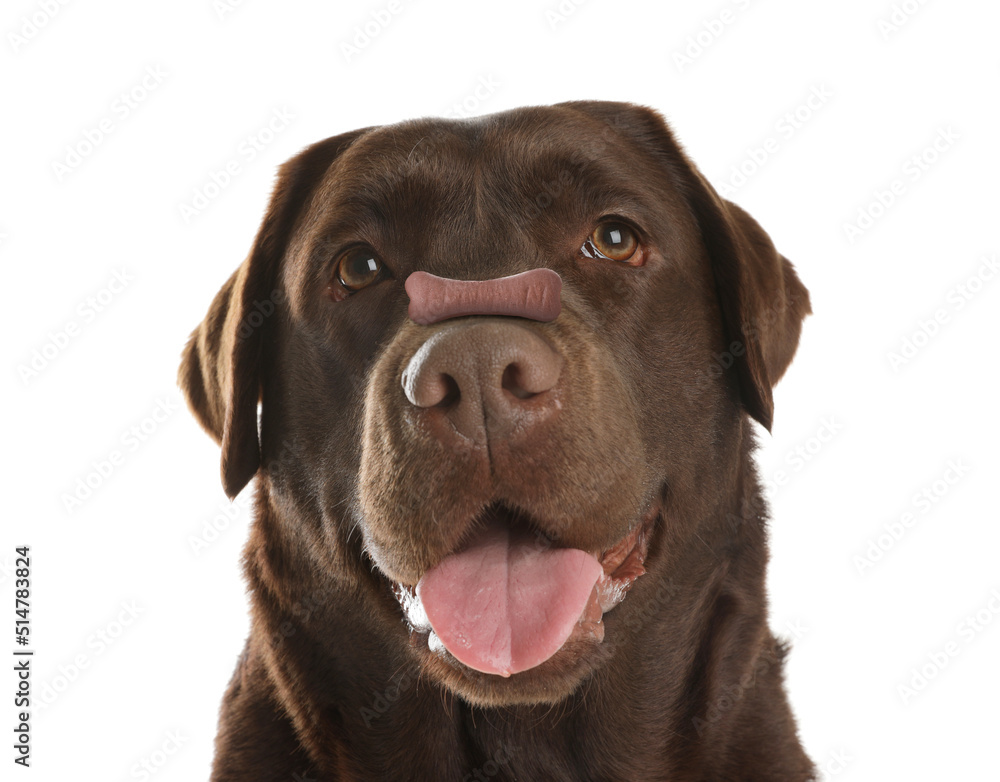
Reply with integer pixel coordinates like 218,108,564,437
416,519,602,676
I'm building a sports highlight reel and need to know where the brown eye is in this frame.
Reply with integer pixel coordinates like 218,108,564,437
336,247,384,292
583,221,640,264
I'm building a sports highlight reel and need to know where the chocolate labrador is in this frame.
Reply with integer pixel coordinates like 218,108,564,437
179,101,814,781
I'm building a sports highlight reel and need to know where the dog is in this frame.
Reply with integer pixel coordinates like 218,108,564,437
179,100,814,781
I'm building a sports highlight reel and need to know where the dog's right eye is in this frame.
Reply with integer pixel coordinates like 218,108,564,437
333,247,387,295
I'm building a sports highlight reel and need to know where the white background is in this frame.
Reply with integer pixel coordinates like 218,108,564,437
3,0,998,779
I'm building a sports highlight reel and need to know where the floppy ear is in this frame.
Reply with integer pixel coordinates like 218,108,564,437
560,101,811,431
178,129,368,497
677,172,811,431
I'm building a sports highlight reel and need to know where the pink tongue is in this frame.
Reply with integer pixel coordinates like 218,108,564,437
415,519,602,676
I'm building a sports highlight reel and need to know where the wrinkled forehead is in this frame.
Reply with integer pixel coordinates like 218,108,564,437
322,108,672,230
327,109,658,212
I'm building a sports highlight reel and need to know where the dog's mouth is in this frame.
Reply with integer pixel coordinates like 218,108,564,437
392,499,659,678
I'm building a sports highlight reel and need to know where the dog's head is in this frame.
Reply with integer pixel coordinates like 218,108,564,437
179,101,810,708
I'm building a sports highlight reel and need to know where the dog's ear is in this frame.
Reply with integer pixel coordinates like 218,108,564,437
694,197,811,430
560,101,811,431
671,163,811,431
179,129,368,497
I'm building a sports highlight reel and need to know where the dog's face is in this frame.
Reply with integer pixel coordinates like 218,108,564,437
180,102,809,709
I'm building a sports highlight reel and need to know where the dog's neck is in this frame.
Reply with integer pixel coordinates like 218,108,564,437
223,468,810,781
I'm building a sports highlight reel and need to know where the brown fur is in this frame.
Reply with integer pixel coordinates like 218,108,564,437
179,101,814,780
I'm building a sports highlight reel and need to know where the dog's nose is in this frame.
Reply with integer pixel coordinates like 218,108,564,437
402,320,563,445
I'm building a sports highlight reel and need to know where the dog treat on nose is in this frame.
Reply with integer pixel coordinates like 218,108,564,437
405,268,562,325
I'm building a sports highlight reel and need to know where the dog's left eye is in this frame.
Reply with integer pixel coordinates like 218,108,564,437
581,221,642,265
335,246,387,293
